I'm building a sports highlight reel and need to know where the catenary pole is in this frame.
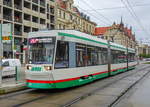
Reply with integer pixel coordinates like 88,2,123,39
107,40,111,76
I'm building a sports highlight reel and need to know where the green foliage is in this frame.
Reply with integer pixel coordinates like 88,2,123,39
144,62,150,64
139,54,150,58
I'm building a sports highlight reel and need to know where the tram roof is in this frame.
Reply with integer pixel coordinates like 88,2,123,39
28,30,135,53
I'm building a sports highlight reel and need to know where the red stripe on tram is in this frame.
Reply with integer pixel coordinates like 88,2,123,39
27,66,132,84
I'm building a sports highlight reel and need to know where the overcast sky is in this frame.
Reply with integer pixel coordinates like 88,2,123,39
74,0,150,45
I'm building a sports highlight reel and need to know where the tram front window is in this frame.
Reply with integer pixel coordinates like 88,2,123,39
29,37,55,64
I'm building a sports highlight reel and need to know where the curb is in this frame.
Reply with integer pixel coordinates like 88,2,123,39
0,83,27,95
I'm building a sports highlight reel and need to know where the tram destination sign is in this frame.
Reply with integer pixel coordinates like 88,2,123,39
29,37,55,44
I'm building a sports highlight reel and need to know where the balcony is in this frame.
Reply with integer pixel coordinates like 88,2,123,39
0,0,2,5
14,24,22,36
50,15,55,24
0,14,2,19
23,32,28,37
3,15,12,21
50,24,55,30
3,0,12,7
14,4,22,10
49,1,55,6
32,11,39,17
23,7,32,14
14,17,22,23
24,1,31,9
50,7,55,14
14,30,22,36
39,24,46,29
32,0,38,4
23,20,31,26
39,13,46,18
40,1,45,7
32,22,39,28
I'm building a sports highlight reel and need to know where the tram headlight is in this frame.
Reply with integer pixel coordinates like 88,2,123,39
44,66,52,71
27,65,32,70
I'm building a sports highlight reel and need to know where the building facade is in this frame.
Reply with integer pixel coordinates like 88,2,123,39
138,43,150,55
56,0,96,35
0,0,56,63
95,21,136,49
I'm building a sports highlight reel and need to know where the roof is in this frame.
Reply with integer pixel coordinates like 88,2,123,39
95,27,110,35
95,25,135,41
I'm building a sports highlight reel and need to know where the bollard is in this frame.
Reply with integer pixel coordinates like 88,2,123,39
15,66,18,83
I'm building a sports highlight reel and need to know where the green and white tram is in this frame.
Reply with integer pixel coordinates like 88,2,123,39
26,30,137,89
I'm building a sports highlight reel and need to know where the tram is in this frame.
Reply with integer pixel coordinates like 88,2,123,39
25,30,137,89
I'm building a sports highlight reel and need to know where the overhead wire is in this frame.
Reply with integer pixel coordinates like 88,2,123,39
76,6,109,26
121,0,150,37
77,0,112,24
81,3,150,11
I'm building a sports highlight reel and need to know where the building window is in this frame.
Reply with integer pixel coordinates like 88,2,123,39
24,13,31,21
70,15,72,20
24,26,31,33
70,3,71,9
32,16,38,23
63,12,65,19
59,10,61,17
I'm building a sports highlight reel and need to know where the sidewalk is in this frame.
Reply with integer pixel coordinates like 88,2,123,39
0,82,26,95
0,66,27,95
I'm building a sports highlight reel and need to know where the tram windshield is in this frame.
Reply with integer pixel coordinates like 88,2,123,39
28,37,56,64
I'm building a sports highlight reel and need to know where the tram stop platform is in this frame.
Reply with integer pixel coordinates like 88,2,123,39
0,66,27,95
0,83,26,95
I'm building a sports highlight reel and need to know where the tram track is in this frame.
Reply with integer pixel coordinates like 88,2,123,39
109,70,150,107
61,65,150,107
0,65,149,107
0,89,36,100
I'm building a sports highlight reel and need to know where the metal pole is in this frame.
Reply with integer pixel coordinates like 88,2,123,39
127,40,129,71
107,40,111,76
0,42,2,87
11,24,14,59
0,24,3,87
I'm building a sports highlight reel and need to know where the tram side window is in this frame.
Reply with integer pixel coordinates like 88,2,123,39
55,41,69,68
128,53,135,62
76,44,86,67
111,50,119,64
100,48,108,64
87,46,99,66
112,50,126,64
76,44,106,67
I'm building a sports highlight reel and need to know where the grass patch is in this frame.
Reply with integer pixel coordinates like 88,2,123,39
144,62,150,64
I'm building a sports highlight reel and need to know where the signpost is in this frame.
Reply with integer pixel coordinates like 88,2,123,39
2,24,12,43
0,41,2,87
0,24,2,86
0,23,12,87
